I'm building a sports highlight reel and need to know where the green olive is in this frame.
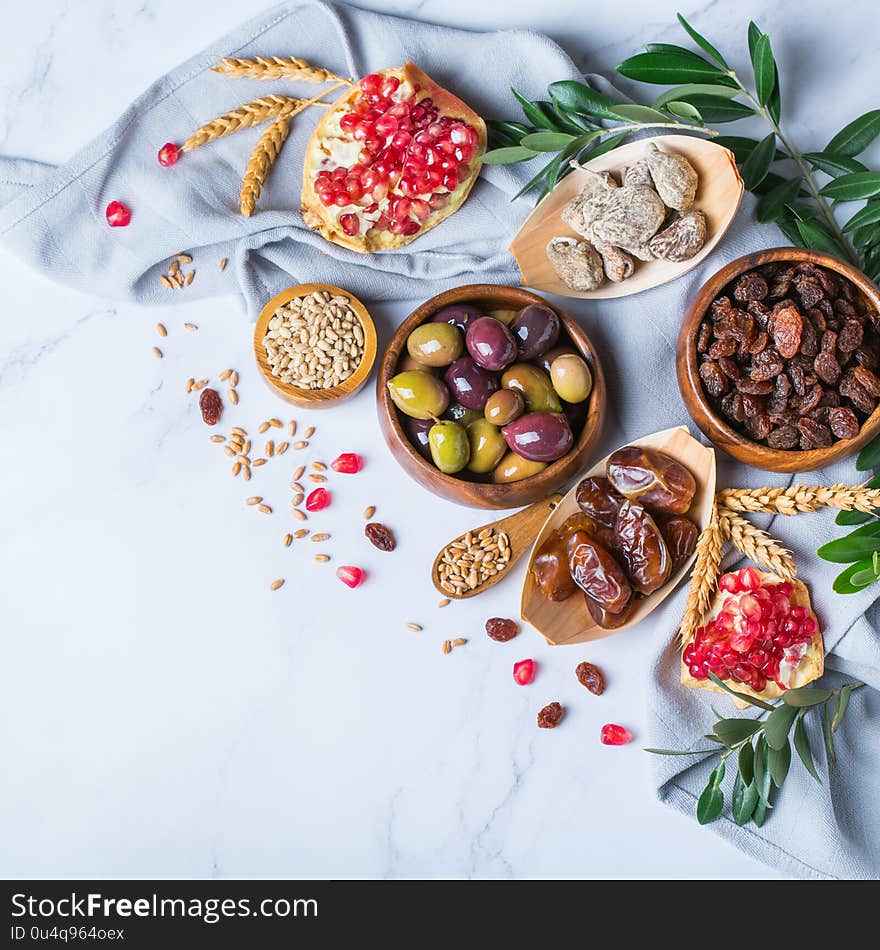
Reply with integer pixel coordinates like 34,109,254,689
387,370,450,420
550,353,593,404
398,352,437,374
492,451,548,483
429,420,470,474
500,363,562,413
466,419,507,474
445,403,483,428
488,308,518,326
484,389,524,427
406,323,463,368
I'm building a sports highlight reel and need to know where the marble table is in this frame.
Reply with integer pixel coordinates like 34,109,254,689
2,0,876,880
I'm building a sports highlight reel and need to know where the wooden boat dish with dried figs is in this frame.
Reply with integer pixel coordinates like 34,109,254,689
301,63,486,251
509,135,742,300
377,284,605,509
677,248,880,472
522,426,716,644
253,283,377,408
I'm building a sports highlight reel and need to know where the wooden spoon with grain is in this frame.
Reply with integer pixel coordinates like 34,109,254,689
431,494,563,600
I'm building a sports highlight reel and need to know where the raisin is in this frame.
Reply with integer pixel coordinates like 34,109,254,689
814,266,840,298
854,346,880,371
772,306,802,359
853,365,880,397
711,296,735,320
799,320,818,357
833,297,856,317
697,321,712,353
744,412,771,441
708,338,737,359
199,388,223,425
768,425,799,449
821,330,838,354
814,351,841,385
797,417,833,449
739,392,767,416
789,364,806,396
768,267,795,299
716,310,754,343
718,357,743,380
721,392,746,421
838,319,863,353
748,330,769,355
828,406,860,440
748,300,771,326
537,702,564,729
795,276,824,309
808,307,827,332
575,662,605,695
793,383,823,415
486,617,519,642
365,522,396,551
733,272,768,302
699,360,728,397
750,348,783,381
737,378,774,395
819,388,841,407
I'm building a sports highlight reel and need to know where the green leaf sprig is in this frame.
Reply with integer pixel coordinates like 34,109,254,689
485,13,880,280
646,673,863,826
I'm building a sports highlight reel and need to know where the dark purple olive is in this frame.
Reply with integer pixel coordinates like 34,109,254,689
403,416,433,460
430,304,482,334
466,316,517,372
502,411,573,462
443,356,499,411
510,304,560,361
535,344,578,375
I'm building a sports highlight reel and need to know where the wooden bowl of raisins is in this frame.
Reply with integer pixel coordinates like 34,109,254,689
677,248,880,472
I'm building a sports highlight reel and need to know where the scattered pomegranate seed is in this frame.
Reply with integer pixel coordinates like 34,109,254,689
513,658,537,685
158,142,180,167
337,565,366,588
105,200,131,227
305,488,331,511
331,453,363,474
601,723,632,746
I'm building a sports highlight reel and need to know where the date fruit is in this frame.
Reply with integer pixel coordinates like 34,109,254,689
532,530,577,601
567,530,632,615
606,447,696,515
655,514,698,570
575,476,625,528
585,592,634,629
613,501,671,596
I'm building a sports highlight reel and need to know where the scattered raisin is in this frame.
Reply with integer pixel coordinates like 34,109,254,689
537,702,564,729
486,617,519,642
199,388,223,426
575,661,605,695
365,522,396,551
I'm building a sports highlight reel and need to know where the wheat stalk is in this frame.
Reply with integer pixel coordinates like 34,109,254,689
718,508,797,581
181,95,300,153
240,116,290,217
213,55,351,84
678,502,724,646
717,484,880,516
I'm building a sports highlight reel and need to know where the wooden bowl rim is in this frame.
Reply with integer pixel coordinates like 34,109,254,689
678,248,880,471
377,283,606,502
252,283,378,406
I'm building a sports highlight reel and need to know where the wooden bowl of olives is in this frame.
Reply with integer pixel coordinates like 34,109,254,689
377,284,606,508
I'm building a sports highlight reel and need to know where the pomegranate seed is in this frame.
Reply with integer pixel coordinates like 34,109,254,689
513,659,536,685
339,213,360,237
305,488,331,512
381,76,400,97
105,200,131,227
337,566,366,588
158,142,180,167
601,723,632,746
739,566,761,590
331,453,363,474
360,73,383,95
718,572,739,593
401,218,420,236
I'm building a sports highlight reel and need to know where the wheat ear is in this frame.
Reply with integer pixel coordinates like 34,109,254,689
181,95,300,153
717,483,880,516
213,56,351,84
240,117,290,217
718,508,797,581
678,502,724,646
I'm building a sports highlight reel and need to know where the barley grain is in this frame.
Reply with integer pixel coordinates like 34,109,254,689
406,623,422,632
156,323,167,337
314,554,330,563
311,533,330,542
292,508,307,521
246,496,262,506
184,322,198,331
218,257,228,272
229,389,239,405
270,578,284,591
363,505,376,520
294,529,309,539
283,533,293,547
258,504,272,514
152,346,163,359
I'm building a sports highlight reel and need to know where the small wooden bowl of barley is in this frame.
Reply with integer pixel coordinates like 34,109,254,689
253,283,378,408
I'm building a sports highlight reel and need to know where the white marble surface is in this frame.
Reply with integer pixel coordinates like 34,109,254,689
2,0,876,880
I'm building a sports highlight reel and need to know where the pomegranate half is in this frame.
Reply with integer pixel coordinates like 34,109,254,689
681,567,824,703
301,63,487,252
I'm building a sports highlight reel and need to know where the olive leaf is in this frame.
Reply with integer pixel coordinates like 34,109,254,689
739,738,755,785
644,747,720,755
756,177,802,223
794,218,849,258
511,89,560,131
793,710,822,782
832,683,859,732
520,131,576,152
832,558,878,594
708,671,775,710
804,151,869,178
732,772,759,825
740,132,778,191
577,131,630,164
819,171,880,202
481,146,540,165
751,33,777,106
823,701,837,765
781,686,834,707
747,20,762,59
856,434,880,470
652,83,738,110
612,103,671,123
547,80,624,121
670,95,753,124
843,200,880,233
696,760,726,825
825,109,880,158
616,51,738,86
764,704,798,750
676,13,730,69
664,101,703,123
753,735,773,811
713,717,763,746
769,740,792,788
816,520,880,563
